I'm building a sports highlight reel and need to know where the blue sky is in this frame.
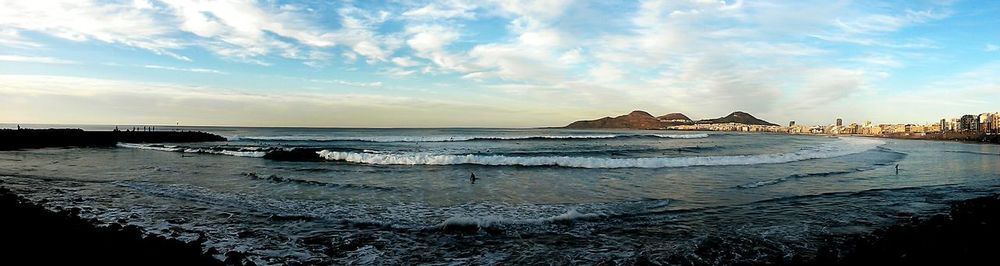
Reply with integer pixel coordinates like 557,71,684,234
1,0,998,127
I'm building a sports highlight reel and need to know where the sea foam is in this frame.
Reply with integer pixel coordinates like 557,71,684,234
117,143,267,157
317,137,884,169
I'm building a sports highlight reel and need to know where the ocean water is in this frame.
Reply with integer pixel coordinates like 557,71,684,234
2,126,1000,264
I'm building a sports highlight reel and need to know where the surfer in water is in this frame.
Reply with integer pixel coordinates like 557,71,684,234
470,172,477,184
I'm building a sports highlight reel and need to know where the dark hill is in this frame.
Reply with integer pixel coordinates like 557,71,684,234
658,113,692,122
698,111,777,126
565,110,664,130
563,110,777,129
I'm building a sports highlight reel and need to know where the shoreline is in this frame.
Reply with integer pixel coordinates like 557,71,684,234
659,127,1000,145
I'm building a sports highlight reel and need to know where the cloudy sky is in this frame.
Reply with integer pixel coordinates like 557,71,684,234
1,0,998,127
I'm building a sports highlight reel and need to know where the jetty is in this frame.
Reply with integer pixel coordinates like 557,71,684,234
0,128,226,150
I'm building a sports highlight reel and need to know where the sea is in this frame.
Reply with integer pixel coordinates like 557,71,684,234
2,125,1000,264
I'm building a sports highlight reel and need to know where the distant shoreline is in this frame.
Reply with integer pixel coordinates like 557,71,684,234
659,127,1000,145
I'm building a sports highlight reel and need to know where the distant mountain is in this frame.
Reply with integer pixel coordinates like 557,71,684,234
563,110,777,129
698,111,778,126
657,113,692,122
564,110,664,129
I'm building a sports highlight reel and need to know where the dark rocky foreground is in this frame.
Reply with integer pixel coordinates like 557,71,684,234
0,128,226,150
806,193,1000,266
0,186,257,266
648,194,1000,265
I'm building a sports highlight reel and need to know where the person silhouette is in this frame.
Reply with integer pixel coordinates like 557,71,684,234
470,172,477,184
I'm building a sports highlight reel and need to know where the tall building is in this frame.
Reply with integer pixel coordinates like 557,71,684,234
960,115,980,132
994,112,1000,134
978,113,993,133
789,121,795,127
836,118,843,127
981,113,995,133
940,119,948,132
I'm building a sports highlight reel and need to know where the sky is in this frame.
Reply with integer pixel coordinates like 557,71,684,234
1,0,998,127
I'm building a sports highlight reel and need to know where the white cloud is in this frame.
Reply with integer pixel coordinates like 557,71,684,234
0,0,188,60
306,78,383,88
391,57,420,67
851,54,904,68
142,64,226,74
0,55,76,64
405,24,470,72
557,48,583,65
588,63,623,83
986,44,999,52
834,9,950,35
0,29,43,48
0,0,402,64
402,1,477,20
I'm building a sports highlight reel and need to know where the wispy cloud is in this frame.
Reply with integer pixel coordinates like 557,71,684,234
0,29,43,48
987,44,999,52
306,78,383,88
143,65,227,74
0,55,76,64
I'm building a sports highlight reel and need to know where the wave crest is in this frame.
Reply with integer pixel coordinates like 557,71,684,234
117,143,267,157
317,138,884,169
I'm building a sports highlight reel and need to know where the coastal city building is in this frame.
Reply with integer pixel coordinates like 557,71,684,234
960,115,980,132
663,112,997,138
980,113,997,134
993,112,1000,134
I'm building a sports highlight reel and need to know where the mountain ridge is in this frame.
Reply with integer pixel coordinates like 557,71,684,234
564,110,777,129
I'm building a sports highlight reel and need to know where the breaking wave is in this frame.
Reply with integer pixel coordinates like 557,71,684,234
117,143,267,158
236,133,709,142
436,209,603,231
317,138,884,169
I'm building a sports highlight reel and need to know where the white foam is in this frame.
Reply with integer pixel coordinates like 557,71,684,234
238,133,709,142
117,143,183,152
318,137,884,169
656,133,710,139
436,209,603,229
118,143,266,158
206,149,267,158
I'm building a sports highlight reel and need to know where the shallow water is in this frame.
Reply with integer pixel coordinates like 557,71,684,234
2,127,999,264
